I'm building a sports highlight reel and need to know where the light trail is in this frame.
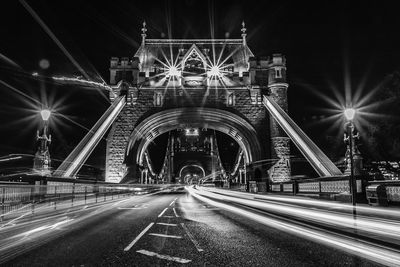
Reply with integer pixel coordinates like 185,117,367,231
19,0,90,80
0,80,41,105
52,76,113,92
0,53,21,69
204,187,400,218
199,188,400,241
187,186,400,267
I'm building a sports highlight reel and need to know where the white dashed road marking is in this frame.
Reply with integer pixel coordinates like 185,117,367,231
157,222,178,226
158,208,168,217
181,223,204,252
148,233,182,239
136,249,191,264
173,208,180,217
124,222,154,251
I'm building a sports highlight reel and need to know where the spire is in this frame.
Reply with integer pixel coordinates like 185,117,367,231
141,21,147,45
241,21,247,45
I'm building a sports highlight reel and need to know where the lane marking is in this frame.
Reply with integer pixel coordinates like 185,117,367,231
158,208,168,218
162,215,175,218
173,208,180,217
169,197,178,206
148,233,182,239
136,249,191,264
118,207,145,210
124,222,154,251
157,222,178,226
180,223,204,252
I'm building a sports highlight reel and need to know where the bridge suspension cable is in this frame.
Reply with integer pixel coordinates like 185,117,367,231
263,95,343,177
53,96,126,178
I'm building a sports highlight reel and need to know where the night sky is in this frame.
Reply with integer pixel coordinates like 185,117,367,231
1,0,400,172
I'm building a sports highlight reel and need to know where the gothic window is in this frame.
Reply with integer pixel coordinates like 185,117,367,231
227,93,235,106
154,92,162,106
276,68,282,78
257,93,262,105
184,50,205,75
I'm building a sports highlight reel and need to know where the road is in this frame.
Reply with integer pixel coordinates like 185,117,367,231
0,187,390,266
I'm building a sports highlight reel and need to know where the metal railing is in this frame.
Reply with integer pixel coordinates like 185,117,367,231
0,183,159,222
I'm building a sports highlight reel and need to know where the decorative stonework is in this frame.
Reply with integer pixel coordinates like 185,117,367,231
106,35,289,183
269,137,291,182
321,180,350,193
387,186,400,202
298,182,320,192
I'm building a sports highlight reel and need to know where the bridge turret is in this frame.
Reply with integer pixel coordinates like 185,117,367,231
109,57,138,86
268,54,291,182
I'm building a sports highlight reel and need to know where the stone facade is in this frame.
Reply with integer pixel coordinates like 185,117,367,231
268,55,291,182
105,32,291,183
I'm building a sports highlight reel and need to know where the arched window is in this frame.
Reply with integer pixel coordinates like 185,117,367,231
227,93,235,106
276,68,282,78
154,92,162,106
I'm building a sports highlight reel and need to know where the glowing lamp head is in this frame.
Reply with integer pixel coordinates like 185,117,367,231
40,109,51,121
344,108,356,121
208,65,221,77
167,66,180,77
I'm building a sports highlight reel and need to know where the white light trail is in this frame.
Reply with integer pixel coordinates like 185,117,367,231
187,186,400,267
52,76,113,92
198,187,400,240
19,0,90,80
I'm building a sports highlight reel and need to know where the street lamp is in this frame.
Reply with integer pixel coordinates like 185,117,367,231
344,107,357,216
33,109,52,176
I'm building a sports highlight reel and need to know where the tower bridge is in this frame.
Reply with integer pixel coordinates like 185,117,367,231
54,22,342,184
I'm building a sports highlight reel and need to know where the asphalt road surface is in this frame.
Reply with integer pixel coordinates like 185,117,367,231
1,189,383,266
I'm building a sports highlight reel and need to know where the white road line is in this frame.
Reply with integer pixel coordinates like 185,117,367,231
158,208,168,217
136,249,191,264
162,215,175,218
173,208,180,217
169,197,178,206
180,223,204,252
118,207,145,210
157,222,178,226
148,233,182,239
124,222,154,251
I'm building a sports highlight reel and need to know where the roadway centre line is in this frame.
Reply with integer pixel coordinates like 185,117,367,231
136,249,191,264
124,222,154,251
180,223,204,252
169,197,178,206
173,208,180,217
157,222,178,226
148,233,182,239
158,208,168,217
118,207,145,210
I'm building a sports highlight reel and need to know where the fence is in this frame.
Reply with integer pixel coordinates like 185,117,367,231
0,182,160,222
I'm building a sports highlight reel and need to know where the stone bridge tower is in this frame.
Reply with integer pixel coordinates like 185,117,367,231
105,22,291,184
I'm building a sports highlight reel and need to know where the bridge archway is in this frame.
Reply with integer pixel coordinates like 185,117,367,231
126,107,262,169
179,164,206,178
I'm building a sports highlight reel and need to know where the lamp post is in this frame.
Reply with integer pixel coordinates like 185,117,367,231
33,109,52,176
344,108,356,216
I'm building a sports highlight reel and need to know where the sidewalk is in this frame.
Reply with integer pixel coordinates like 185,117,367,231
0,192,136,228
